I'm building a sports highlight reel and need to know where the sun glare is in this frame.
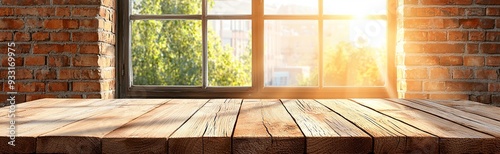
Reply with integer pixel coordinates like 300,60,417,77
323,0,387,18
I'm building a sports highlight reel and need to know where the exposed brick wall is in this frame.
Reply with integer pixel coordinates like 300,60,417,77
0,0,116,103
397,0,500,105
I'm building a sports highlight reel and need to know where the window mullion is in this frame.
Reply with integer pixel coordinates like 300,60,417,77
202,0,208,89
319,0,324,89
253,0,264,93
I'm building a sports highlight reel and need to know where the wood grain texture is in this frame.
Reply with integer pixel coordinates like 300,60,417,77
353,99,497,154
281,99,372,153
36,99,169,154
0,99,104,153
168,99,241,154
393,99,500,153
317,99,438,153
431,100,500,121
233,99,304,154
102,99,208,154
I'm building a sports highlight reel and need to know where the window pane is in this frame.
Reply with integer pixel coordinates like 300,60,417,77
132,0,202,15
208,0,251,15
131,20,202,86
264,20,319,87
323,0,386,15
323,20,387,86
264,0,318,15
208,20,252,86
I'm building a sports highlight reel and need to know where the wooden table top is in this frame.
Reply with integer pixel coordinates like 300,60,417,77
1,99,499,153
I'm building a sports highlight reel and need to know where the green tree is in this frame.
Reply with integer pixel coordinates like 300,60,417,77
131,0,251,86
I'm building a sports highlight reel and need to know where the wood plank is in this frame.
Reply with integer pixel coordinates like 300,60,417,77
102,99,208,154
36,99,169,153
0,99,107,153
233,99,304,154
0,99,85,117
390,99,500,153
281,99,372,153
168,99,241,154
317,99,438,153
431,100,500,121
353,99,497,154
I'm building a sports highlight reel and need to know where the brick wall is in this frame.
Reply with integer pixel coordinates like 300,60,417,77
0,0,116,103
397,0,500,105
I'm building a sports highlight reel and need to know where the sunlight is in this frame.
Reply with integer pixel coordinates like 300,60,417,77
323,0,387,18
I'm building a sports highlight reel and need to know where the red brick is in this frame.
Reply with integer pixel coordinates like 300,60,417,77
80,44,100,54
448,31,468,41
404,19,449,29
35,69,57,80
402,93,429,99
430,67,450,79
404,56,439,66
443,19,460,28
489,83,500,92
25,55,46,66
33,44,77,54
465,8,485,16
402,80,422,91
430,94,469,100
16,82,45,93
405,68,428,79
0,19,24,29
475,69,498,80
0,69,32,80
459,18,480,28
480,19,495,29
14,7,55,16
48,56,70,67
72,82,101,92
424,81,446,91
445,81,488,92
467,43,479,54
486,8,500,16
428,31,447,41
452,69,473,79
25,18,43,29
101,43,115,56
493,95,500,106
73,55,99,67
421,0,472,5
32,32,49,41
486,56,500,66
405,31,427,41
50,32,70,41
470,95,491,104
0,8,14,16
102,0,116,8
497,19,500,28
476,0,500,5
1,56,23,67
439,56,463,66
463,56,484,66
72,32,99,42
53,0,100,5
480,44,499,54
80,19,99,29
72,7,99,17
486,32,500,42
59,69,101,80
404,43,464,53
2,0,50,5
0,44,31,54
0,32,13,41
48,82,68,92
55,7,70,16
43,19,78,29
14,32,31,41
469,31,485,41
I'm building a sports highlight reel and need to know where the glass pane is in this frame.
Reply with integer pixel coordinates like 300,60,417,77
208,20,252,86
324,0,386,15
132,20,202,86
323,20,387,86
264,20,319,87
264,0,318,15
208,0,251,15
132,0,202,15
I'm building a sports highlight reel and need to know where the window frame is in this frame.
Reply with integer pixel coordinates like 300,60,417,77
117,0,397,98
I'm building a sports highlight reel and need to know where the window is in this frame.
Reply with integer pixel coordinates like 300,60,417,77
118,0,396,98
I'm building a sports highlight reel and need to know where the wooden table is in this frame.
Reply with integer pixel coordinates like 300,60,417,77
1,99,499,153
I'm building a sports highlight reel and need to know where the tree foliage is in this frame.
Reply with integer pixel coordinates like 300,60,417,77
131,0,251,86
